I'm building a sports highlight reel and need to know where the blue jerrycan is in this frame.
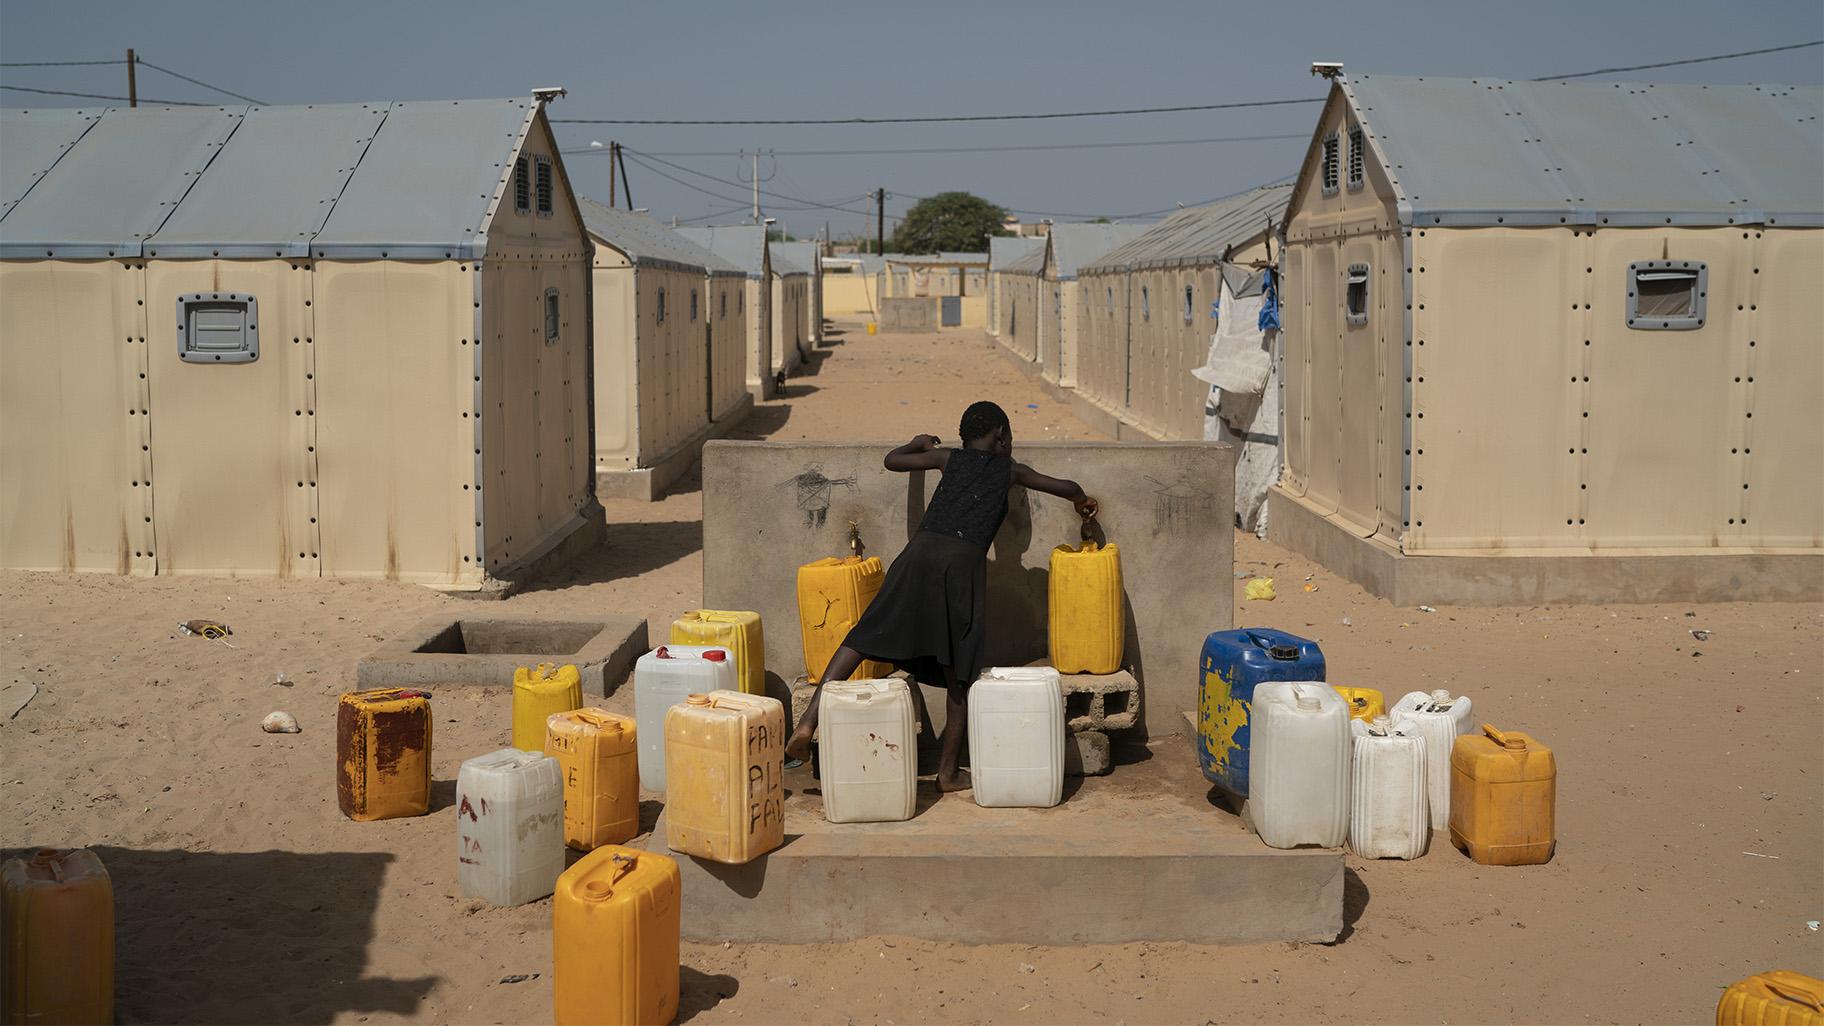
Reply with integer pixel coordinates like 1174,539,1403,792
1197,628,1325,797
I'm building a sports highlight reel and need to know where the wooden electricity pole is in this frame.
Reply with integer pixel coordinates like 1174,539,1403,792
876,187,885,257
608,141,617,207
126,49,137,107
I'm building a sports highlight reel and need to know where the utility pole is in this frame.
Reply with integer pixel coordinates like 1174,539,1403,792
751,151,761,224
607,141,617,207
616,144,632,209
126,49,137,107
876,187,885,257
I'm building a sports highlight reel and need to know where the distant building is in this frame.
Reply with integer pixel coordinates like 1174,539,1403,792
883,252,989,327
0,98,594,589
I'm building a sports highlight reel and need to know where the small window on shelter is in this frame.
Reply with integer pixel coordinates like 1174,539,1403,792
1347,126,1365,190
1345,263,1370,326
176,293,259,364
534,155,554,216
1010,303,1018,337
720,292,727,319
690,289,699,322
1106,286,1114,315
1321,132,1341,195
1141,286,1151,321
738,290,744,314
1627,261,1707,330
656,287,667,324
1183,284,1195,324
544,288,560,343
513,157,530,214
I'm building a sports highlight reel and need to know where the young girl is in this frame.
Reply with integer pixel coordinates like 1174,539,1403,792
784,400,1097,792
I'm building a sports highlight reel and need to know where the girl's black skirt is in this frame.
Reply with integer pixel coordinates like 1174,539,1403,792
840,530,987,687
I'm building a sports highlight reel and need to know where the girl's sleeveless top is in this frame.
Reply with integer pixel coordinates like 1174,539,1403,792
918,448,1013,550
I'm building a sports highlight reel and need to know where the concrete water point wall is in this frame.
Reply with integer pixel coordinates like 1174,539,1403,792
701,440,1235,734
879,297,937,332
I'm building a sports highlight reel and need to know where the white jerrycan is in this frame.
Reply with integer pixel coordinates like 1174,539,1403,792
969,666,1066,809
1391,689,1474,830
1250,682,1350,848
818,678,918,823
634,645,735,793
1350,716,1430,859
456,748,565,906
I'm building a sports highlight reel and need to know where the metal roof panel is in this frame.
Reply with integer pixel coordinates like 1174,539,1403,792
1083,185,1291,274
0,107,102,221
989,235,1045,272
578,197,739,274
1046,222,1150,279
676,225,767,277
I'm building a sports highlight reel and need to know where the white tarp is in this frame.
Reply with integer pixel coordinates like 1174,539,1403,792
1192,270,1279,535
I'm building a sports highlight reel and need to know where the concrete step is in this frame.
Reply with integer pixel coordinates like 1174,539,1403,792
640,742,1342,945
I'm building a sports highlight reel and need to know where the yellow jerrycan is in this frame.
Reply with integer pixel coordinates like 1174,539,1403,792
514,663,582,752
1334,686,1386,722
553,846,681,1026
2,848,114,1026
664,690,785,864
671,610,765,695
797,556,893,682
1048,522,1124,674
336,687,433,821
1449,723,1557,866
1717,971,1824,1026
545,708,641,851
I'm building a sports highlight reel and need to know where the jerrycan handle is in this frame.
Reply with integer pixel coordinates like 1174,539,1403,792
1482,723,1527,753
1244,630,1301,661
1762,978,1824,1014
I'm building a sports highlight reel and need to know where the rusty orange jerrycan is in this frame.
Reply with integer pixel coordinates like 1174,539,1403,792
797,556,892,682
1717,971,1824,1026
1449,723,1557,866
553,846,682,1026
514,662,582,752
1048,537,1124,674
664,690,785,864
545,707,641,851
336,687,433,821
670,610,765,695
2,848,114,1026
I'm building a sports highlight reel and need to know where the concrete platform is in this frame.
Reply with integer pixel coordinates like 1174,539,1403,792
1268,485,1824,606
356,615,647,696
596,394,756,502
641,742,1342,945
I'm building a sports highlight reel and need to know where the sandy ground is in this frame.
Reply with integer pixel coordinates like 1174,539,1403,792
3,322,1819,1025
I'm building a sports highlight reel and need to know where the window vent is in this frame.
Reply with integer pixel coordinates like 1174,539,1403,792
544,288,560,343
1321,132,1341,195
1345,264,1369,325
1141,286,1151,320
1183,284,1195,324
720,292,727,319
513,157,530,214
1347,126,1365,190
534,155,554,216
1627,261,1707,330
656,287,667,324
1106,285,1114,315
690,289,699,322
176,293,259,364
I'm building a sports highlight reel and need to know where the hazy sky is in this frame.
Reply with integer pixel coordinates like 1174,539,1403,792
4,1,1820,240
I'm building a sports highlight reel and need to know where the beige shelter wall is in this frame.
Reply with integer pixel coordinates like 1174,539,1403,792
1745,229,1824,547
708,275,747,420
1074,271,1132,418
1000,274,1040,360
1282,90,1406,543
630,263,711,466
770,276,807,375
1036,278,1063,383
143,259,317,577
0,260,152,574
958,294,987,328
822,273,875,317
1122,264,1223,440
744,277,771,392
312,260,478,587
590,255,639,469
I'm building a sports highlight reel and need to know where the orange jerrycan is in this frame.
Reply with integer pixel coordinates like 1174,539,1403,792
1049,536,1124,674
545,708,641,851
2,848,114,1026
665,690,785,864
1717,971,1824,1026
671,610,764,695
1334,686,1386,722
514,663,582,752
1449,723,1557,866
336,687,432,821
797,556,892,682
553,846,681,1026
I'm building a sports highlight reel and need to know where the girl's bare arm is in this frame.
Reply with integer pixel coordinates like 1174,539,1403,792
1014,463,1097,516
884,434,951,473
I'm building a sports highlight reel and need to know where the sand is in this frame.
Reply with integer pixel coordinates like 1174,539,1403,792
2,322,1819,1025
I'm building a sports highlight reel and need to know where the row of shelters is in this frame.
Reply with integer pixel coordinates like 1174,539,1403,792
0,98,594,590
988,223,1147,385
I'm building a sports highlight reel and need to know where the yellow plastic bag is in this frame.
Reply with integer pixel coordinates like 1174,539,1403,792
1244,577,1276,602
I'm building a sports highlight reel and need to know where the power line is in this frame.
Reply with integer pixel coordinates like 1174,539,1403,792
0,83,208,105
555,95,1322,126
1535,39,1823,80
621,147,884,215
565,132,1311,160
134,57,265,105
0,58,126,67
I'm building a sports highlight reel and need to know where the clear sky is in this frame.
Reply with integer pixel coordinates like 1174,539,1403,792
3,0,1820,241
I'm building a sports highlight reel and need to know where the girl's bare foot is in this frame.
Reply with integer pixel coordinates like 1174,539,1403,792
784,725,814,764
936,768,972,793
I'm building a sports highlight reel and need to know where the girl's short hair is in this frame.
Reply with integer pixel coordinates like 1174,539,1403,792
959,400,1010,442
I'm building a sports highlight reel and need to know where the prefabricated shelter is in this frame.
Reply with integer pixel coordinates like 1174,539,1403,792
1076,185,1292,530
768,242,811,376
773,240,824,348
677,224,773,399
1276,73,1823,603
996,241,1047,358
0,98,595,590
1034,223,1147,386
988,235,1045,338
883,252,989,326
579,198,750,500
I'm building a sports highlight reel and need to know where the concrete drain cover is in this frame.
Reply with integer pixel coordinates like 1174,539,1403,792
356,616,647,696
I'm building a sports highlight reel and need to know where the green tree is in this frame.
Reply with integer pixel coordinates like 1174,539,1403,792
890,192,1008,254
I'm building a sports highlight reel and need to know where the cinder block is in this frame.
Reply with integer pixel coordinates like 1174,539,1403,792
1061,671,1140,732
1063,730,1111,777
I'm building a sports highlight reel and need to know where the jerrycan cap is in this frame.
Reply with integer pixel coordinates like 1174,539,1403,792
1370,714,1392,735
702,650,727,662
655,646,671,659
1429,688,1452,704
1483,723,1527,753
685,694,711,707
1268,644,1300,661
1294,687,1321,711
